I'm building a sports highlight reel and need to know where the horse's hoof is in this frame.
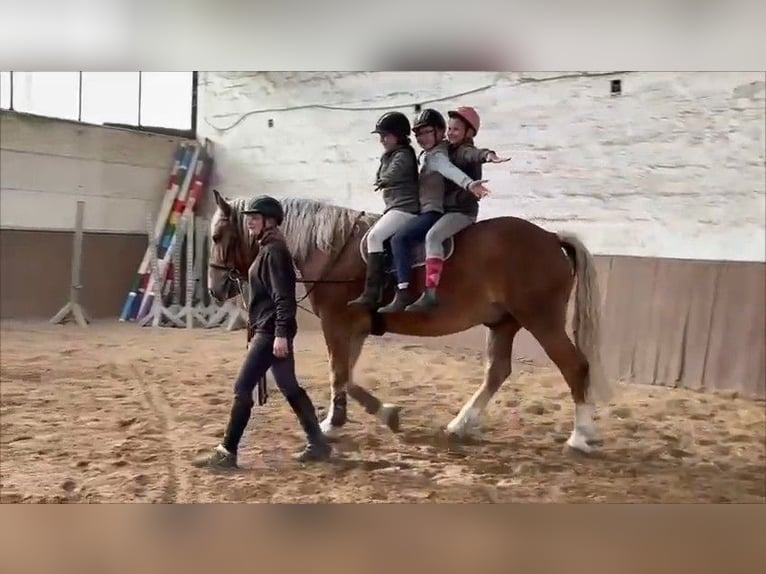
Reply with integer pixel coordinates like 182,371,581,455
378,403,402,433
445,428,480,444
444,429,463,444
446,420,480,439
445,423,467,441
319,418,343,439
565,431,593,454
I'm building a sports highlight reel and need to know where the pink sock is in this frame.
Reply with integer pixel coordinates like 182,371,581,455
424,258,444,289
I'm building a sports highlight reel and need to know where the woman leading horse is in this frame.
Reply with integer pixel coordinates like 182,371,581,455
196,194,332,470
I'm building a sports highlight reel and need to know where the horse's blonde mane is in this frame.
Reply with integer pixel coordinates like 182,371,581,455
280,197,377,264
213,195,377,266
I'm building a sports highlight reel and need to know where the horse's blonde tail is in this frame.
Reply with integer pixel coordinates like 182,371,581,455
557,232,614,404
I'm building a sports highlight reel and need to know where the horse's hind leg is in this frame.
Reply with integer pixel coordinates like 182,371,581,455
446,318,521,438
522,311,597,453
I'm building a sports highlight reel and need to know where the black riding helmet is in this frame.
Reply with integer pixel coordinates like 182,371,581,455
412,108,446,132
372,111,412,139
241,195,284,226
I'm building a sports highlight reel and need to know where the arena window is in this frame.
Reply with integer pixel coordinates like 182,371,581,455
0,71,197,139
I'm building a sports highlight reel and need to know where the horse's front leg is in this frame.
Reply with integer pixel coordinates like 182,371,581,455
319,318,401,437
318,326,355,437
345,335,402,434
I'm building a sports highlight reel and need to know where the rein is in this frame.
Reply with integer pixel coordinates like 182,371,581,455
293,210,367,314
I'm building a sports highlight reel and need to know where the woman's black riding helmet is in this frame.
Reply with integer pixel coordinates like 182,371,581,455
242,195,284,226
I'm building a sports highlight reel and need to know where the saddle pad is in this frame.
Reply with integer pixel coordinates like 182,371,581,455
360,227,455,269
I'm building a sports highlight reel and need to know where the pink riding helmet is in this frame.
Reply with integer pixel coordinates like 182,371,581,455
447,106,481,135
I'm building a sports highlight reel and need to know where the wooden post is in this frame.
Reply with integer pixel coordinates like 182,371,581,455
50,201,90,327
184,214,195,328
175,214,210,328
166,211,185,319
194,215,214,326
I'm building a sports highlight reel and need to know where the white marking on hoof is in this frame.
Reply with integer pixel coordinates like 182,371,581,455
446,406,482,437
377,403,401,432
319,415,342,438
575,403,599,441
566,403,597,453
566,429,593,453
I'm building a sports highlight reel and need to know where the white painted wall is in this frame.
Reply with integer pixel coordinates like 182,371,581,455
0,111,186,234
198,71,765,262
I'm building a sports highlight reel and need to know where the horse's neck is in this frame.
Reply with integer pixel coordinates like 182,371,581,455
295,248,330,282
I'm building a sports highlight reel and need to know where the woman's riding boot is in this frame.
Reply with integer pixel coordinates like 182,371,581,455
286,388,332,462
192,394,253,470
192,444,238,469
378,287,415,313
347,252,386,309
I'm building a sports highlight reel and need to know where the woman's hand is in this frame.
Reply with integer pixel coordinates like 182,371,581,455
273,336,290,358
468,180,491,199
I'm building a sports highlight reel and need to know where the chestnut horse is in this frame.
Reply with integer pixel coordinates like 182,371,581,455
207,191,614,454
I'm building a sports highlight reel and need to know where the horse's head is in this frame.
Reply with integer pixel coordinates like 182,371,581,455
207,189,255,303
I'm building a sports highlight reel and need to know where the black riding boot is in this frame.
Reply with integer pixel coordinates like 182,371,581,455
404,287,439,312
378,287,415,313
286,388,332,462
192,444,238,469
347,252,386,310
191,394,253,470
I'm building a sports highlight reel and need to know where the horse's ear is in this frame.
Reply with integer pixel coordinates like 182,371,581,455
213,189,231,216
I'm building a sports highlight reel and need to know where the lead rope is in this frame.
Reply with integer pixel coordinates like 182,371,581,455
233,272,268,406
